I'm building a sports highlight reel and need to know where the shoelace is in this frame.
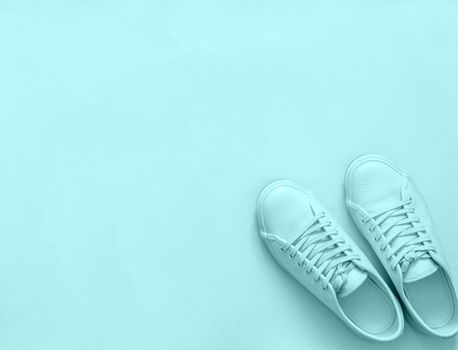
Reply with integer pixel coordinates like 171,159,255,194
280,212,359,292
362,197,436,272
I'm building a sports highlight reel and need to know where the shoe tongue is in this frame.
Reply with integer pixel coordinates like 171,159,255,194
367,195,413,250
365,190,436,278
403,257,438,283
365,193,438,284
283,205,364,295
338,268,367,297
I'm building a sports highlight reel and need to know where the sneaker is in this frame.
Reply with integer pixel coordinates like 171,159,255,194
345,154,458,338
257,180,404,341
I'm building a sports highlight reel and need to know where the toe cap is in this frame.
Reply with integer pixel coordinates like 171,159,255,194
345,155,407,208
257,181,314,240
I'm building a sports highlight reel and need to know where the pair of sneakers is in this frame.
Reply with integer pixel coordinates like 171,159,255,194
256,154,458,341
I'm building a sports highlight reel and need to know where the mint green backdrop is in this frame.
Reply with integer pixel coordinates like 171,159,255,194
1,1,457,349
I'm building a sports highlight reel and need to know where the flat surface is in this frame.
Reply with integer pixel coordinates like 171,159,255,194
1,1,458,349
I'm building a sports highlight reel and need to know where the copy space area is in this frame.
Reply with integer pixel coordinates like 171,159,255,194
0,1,457,349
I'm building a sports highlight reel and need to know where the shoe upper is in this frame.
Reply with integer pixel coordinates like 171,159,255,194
345,154,458,338
257,180,403,341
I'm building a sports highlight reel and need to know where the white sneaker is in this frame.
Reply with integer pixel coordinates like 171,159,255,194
257,180,403,341
345,154,458,338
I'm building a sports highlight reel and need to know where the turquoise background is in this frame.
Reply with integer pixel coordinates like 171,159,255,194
1,0,458,349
